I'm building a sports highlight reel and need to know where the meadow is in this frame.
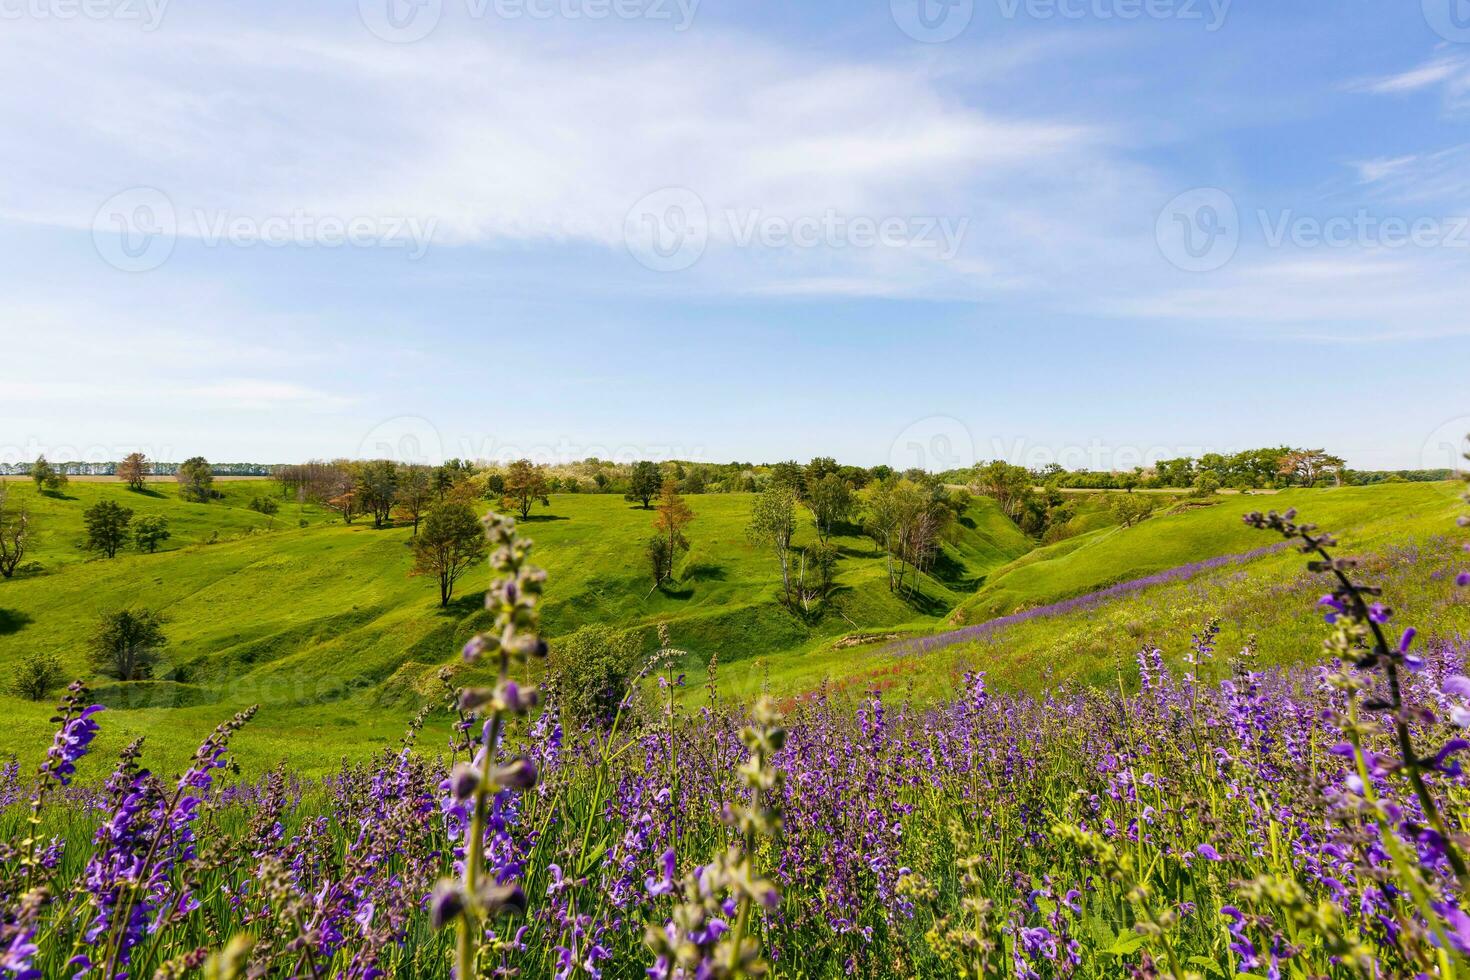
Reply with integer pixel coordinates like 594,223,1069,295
0,478,1466,979
0,478,1463,774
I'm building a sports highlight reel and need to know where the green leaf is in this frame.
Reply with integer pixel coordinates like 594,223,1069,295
577,839,608,876
1104,932,1148,956
1188,956,1225,977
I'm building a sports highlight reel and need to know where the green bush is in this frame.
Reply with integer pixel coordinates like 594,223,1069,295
551,624,645,728
11,652,65,701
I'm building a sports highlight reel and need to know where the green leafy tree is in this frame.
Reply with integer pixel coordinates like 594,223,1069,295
1191,472,1221,497
971,461,1033,522
89,608,168,681
356,459,400,528
394,466,433,535
768,460,806,498
30,456,54,492
646,535,672,586
177,456,214,502
83,500,134,558
133,514,171,553
626,460,661,509
805,456,840,484
11,652,65,701
806,472,853,542
1111,493,1155,528
552,624,644,728
502,459,550,519
412,503,488,606
747,485,797,606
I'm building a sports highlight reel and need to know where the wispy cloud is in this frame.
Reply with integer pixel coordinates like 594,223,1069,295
1354,53,1470,110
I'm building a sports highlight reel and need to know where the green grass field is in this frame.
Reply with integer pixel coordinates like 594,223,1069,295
0,476,1462,776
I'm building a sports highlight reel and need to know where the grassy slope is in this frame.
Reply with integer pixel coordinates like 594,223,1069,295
2,478,1458,775
0,482,1027,774
726,481,1467,704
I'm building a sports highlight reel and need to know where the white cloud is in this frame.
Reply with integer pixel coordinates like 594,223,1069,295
1355,54,1470,110
0,14,1124,299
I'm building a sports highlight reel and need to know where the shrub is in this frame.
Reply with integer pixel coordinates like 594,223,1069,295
248,495,280,516
11,652,65,701
552,623,644,727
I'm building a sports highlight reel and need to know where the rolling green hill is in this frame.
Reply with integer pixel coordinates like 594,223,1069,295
0,477,1461,776
0,480,1026,773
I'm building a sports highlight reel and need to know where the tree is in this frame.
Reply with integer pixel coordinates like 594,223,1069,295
394,466,433,536
626,460,661,509
1191,472,1221,497
806,472,853,542
502,459,550,520
646,535,672,587
971,461,1033,522
1277,449,1345,488
116,452,149,491
552,624,644,728
326,488,360,524
177,456,214,502
768,460,806,497
864,478,905,591
89,608,167,681
134,514,171,553
356,459,400,528
793,540,839,614
1111,493,1155,528
0,486,32,578
747,485,797,606
651,477,694,584
806,456,840,484
30,456,54,492
411,503,488,607
83,500,134,558
11,652,65,701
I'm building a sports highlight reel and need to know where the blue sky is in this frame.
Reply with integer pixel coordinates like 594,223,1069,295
1,0,1468,471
